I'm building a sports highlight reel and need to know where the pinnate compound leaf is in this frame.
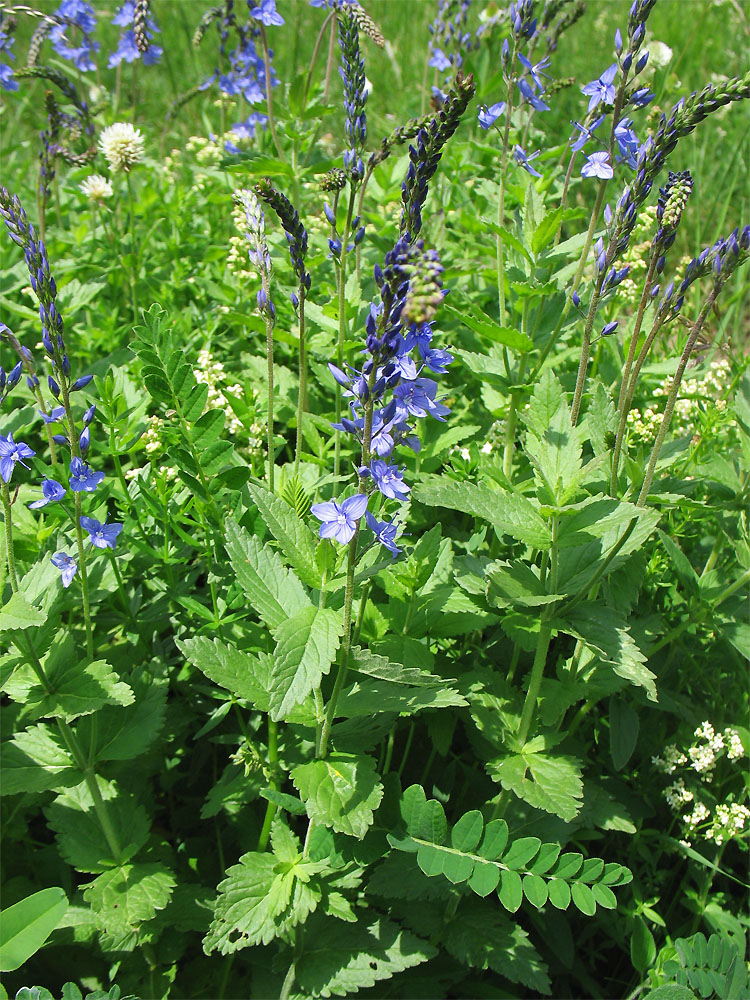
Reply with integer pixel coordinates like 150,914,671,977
45,780,149,872
0,887,68,973
501,837,542,871
291,754,384,839
245,481,321,588
83,862,176,952
490,750,584,821
203,852,322,954
451,810,483,852
1,725,79,795
295,915,436,998
269,607,344,721
547,878,571,909
225,518,311,630
413,477,550,548
556,603,657,701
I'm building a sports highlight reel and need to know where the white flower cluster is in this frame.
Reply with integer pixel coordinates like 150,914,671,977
227,195,254,281
99,122,145,173
195,349,243,437
653,721,747,848
80,174,114,201
628,359,733,444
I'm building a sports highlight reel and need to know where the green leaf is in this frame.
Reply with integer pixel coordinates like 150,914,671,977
641,987,698,1000
259,787,307,816
523,370,585,504
23,650,134,723
592,882,617,909
482,220,534,262
523,874,549,908
571,882,597,915
268,607,344,721
479,819,509,859
245,481,321,588
0,887,68,972
84,863,176,952
609,697,640,771
498,869,523,912
1,724,79,795
78,675,167,763
294,915,436,998
547,878,571,910
0,592,47,630
502,837,542,871
490,750,583,821
557,603,657,701
349,647,444,687
468,862,500,897
486,559,566,608
203,851,322,954
445,305,534,352
451,810,484,852
414,477,551,548
336,678,467,718
531,206,564,255
45,779,149,872
177,637,272,711
191,408,225,451
291,754,383,839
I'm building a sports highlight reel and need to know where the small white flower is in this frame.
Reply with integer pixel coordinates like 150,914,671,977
725,728,745,760
647,41,673,69
460,448,471,461
80,174,114,201
481,441,493,454
99,122,145,173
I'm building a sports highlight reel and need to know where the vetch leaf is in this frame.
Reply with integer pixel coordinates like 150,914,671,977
498,869,523,912
502,837,541,871
268,607,344,721
291,754,383,840
571,882,597,915
451,810,484,852
0,887,68,972
547,878,571,909
523,874,549,908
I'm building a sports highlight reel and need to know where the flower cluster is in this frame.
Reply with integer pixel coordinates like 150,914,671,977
254,178,310,289
109,0,162,67
49,0,99,73
0,18,18,92
314,238,452,557
338,6,368,180
428,0,475,94
653,722,747,848
194,350,243,437
0,189,123,588
99,122,145,173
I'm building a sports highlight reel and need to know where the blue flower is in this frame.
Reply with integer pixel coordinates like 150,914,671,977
570,115,604,152
518,53,551,92
109,1,162,67
581,151,614,179
80,516,123,549
392,377,449,421
0,434,35,483
477,102,505,129
39,406,66,424
429,48,451,72
69,457,104,492
50,1,99,72
51,551,77,587
28,479,66,509
250,0,285,26
370,459,411,501
517,78,550,112
614,117,641,167
513,145,542,177
0,29,19,92
365,512,400,557
311,494,368,544
581,64,618,112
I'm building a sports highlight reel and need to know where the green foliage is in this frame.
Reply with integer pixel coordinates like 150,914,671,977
0,889,68,973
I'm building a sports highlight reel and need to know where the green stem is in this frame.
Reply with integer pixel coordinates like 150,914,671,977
638,293,716,506
294,284,307,476
516,619,553,747
279,959,296,1000
496,49,517,328
257,718,278,852
318,531,358,760
1,484,19,591
333,184,357,481
302,10,336,108
265,293,276,492
260,26,286,163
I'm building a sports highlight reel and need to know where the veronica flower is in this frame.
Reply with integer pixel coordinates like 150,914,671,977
311,494,368,544
28,479,66,508
570,115,605,153
581,151,614,179
50,0,99,72
0,434,35,483
477,102,505,129
250,0,284,27
0,29,19,92
365,512,400,557
517,78,550,112
80,516,123,549
369,459,411,501
51,551,77,587
69,457,104,492
40,405,66,424
518,53,551,92
614,118,641,166
581,64,618,112
513,145,542,177
429,48,452,72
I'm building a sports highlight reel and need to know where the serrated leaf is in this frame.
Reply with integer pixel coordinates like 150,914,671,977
45,780,149,872
204,851,323,955
291,754,383,839
523,371,584,504
295,915,436,997
445,305,533,352
84,863,176,952
557,603,657,701
336,678,466,717
1,725,79,795
245,481,321,588
486,559,566,608
349,647,443,687
268,607,343,721
177,636,272,710
78,676,167,763
414,477,550,548
0,592,47,630
490,751,583,822
23,653,134,723
0,887,68,972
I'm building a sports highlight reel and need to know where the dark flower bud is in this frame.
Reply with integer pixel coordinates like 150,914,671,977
622,53,632,72
83,404,96,426
601,320,619,337
71,374,93,390
52,434,68,445
354,227,365,245
27,374,39,389
79,427,90,453
636,51,648,73
572,290,581,307
357,465,371,478
48,375,60,397
324,202,336,227
290,291,299,309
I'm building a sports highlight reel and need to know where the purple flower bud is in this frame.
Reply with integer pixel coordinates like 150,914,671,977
257,288,267,310
324,202,336,227
604,203,613,225
48,375,60,398
572,290,581,307
290,291,299,309
27,375,39,390
79,427,90,453
83,404,96,426
614,28,622,52
650,283,660,299
52,434,68,445
601,320,619,337
354,227,365,245
622,52,632,72
636,51,648,73
71,374,93,390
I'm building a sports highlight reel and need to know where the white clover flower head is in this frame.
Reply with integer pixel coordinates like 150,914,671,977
99,122,145,173
80,174,114,201
647,41,672,69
